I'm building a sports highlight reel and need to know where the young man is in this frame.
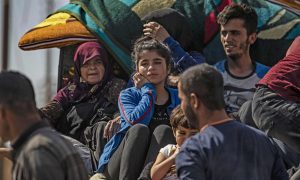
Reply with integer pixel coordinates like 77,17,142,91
176,64,288,179
214,3,269,115
0,71,88,180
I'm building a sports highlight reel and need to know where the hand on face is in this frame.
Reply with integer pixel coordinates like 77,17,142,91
143,22,170,42
167,75,179,87
0,147,12,160
133,72,150,89
136,50,168,87
169,145,180,165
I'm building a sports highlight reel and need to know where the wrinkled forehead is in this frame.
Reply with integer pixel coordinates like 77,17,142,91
82,55,101,65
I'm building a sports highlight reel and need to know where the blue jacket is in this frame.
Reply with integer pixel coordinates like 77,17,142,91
97,83,180,172
164,36,205,72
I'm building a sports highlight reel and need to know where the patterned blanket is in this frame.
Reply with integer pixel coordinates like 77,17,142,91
57,0,300,74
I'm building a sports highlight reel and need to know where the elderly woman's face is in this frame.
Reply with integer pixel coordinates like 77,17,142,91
80,56,105,85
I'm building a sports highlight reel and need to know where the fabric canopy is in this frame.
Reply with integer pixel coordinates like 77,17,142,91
54,0,300,74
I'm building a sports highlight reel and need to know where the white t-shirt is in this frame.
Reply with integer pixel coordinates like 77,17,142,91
159,144,178,180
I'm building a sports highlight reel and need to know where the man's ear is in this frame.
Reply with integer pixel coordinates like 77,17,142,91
248,33,257,45
190,93,199,109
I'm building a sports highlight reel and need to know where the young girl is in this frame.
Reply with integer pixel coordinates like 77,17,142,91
92,37,180,180
151,105,198,180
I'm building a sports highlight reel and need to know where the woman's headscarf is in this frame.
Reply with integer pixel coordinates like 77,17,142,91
73,41,112,83
54,42,113,109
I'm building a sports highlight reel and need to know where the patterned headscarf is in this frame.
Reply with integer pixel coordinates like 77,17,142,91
54,42,113,110
73,41,112,83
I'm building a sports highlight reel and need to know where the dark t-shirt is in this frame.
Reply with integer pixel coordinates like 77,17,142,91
148,94,171,132
12,121,88,180
176,120,288,180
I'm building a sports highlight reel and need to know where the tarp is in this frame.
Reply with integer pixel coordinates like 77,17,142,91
57,0,300,74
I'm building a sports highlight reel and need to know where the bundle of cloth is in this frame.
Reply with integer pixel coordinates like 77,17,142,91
19,0,300,74
56,0,300,73
18,12,97,50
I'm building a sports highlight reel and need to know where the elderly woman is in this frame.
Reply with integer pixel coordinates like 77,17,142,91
40,41,126,149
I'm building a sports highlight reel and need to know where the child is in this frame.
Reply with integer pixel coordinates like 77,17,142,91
150,105,198,180
93,36,180,180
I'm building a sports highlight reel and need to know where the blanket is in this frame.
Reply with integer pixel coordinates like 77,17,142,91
57,0,300,74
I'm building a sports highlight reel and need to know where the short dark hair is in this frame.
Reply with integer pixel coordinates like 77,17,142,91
170,105,197,129
0,71,37,116
217,3,258,35
131,36,171,70
179,64,225,111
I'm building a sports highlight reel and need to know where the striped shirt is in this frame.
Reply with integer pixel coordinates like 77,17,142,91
215,60,269,113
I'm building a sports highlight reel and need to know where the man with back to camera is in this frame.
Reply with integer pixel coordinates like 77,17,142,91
176,64,288,180
0,71,88,180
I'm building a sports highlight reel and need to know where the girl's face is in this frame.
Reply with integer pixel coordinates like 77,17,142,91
80,56,105,85
173,126,198,147
137,50,168,86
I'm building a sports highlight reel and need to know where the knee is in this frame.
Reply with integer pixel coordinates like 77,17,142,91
127,124,150,140
251,97,262,125
153,124,172,136
152,125,174,142
84,121,107,137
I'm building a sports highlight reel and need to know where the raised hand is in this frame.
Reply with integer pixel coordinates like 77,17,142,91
143,22,170,42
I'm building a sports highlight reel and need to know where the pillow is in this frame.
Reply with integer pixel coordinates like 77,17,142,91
18,12,97,50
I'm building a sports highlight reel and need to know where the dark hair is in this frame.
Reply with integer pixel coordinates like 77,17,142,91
179,64,225,111
131,36,171,70
217,3,258,35
170,105,197,129
0,71,37,116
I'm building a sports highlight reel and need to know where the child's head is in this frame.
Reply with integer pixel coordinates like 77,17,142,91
131,36,171,85
132,36,171,69
170,105,198,147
